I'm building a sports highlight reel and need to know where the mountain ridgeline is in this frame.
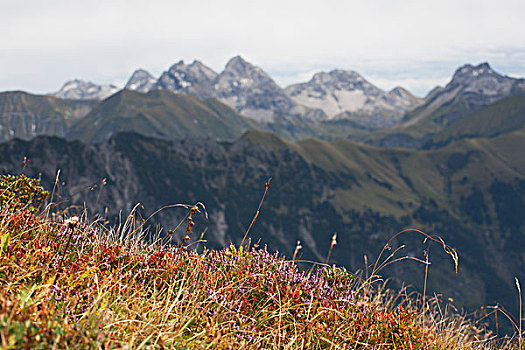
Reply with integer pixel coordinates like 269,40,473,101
367,63,525,148
66,90,258,143
1,59,521,149
50,56,426,127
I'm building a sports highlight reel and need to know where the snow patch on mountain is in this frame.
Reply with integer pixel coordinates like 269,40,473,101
124,69,157,93
155,60,218,97
285,70,422,128
52,80,119,100
291,89,367,117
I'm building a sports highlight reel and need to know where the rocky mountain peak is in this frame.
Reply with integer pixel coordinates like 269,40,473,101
284,69,422,125
124,69,157,93
51,79,119,100
310,70,366,86
389,87,423,106
434,62,525,104
224,55,250,70
214,56,300,122
389,86,411,97
189,60,219,81
165,59,218,82
450,62,500,85
403,62,525,129
307,70,379,97
155,59,218,97
220,55,268,82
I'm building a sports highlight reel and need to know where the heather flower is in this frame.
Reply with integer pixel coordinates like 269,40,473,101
64,216,80,230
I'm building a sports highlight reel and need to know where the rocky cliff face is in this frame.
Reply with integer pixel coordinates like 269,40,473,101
213,56,313,122
155,60,218,97
285,70,422,128
364,63,525,149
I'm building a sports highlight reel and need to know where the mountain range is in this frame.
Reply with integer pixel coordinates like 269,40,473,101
50,56,424,126
1,59,518,148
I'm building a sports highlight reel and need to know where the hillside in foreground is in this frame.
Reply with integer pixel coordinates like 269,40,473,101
2,127,524,322
0,174,522,349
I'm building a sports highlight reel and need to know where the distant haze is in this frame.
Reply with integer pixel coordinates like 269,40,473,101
2,0,525,97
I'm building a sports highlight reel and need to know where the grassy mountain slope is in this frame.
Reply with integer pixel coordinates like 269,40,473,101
0,91,95,142
66,89,259,143
428,94,525,147
364,98,477,148
366,93,525,149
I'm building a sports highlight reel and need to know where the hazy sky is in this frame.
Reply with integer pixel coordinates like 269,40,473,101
2,0,525,97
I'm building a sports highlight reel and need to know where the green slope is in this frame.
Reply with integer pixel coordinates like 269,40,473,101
362,100,470,148
241,130,525,316
0,91,95,142
67,89,259,143
428,94,525,147
365,93,525,149
240,129,524,222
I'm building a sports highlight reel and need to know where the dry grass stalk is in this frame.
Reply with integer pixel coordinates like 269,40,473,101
240,178,271,248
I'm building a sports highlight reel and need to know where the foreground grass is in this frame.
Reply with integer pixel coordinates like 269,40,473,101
0,177,521,348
